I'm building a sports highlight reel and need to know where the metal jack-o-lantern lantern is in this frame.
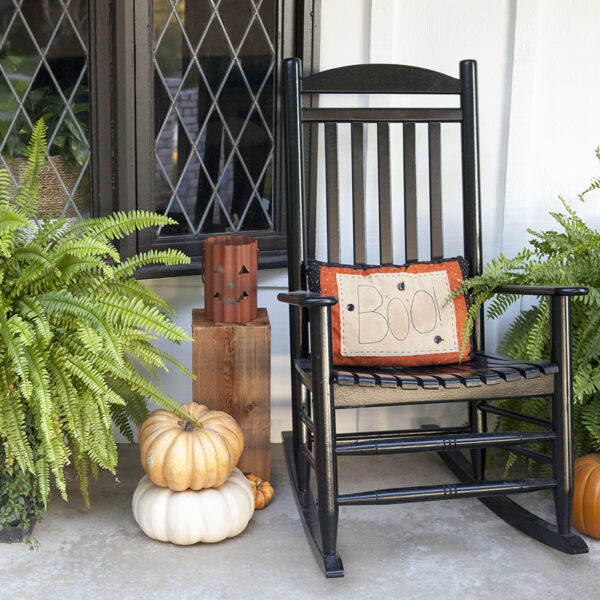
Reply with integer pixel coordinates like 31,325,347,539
203,235,258,323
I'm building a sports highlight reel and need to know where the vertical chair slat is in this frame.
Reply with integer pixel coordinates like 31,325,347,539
403,122,418,262
307,121,319,260
351,123,366,264
428,122,443,259
377,122,393,264
325,122,340,263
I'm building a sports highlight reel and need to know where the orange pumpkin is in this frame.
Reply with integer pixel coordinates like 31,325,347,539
573,453,600,538
139,402,244,491
245,473,274,509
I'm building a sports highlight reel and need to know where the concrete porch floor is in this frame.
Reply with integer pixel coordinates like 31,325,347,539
1,443,599,599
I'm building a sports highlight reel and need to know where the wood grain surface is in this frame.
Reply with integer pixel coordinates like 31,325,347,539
192,308,271,479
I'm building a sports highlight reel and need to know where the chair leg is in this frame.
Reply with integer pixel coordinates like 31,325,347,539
313,391,338,556
310,305,339,559
551,296,574,534
553,385,572,534
281,431,345,577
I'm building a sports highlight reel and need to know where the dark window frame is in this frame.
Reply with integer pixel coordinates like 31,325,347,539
90,1,113,220
100,0,320,278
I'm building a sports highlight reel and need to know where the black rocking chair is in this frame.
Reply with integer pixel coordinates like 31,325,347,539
278,58,589,577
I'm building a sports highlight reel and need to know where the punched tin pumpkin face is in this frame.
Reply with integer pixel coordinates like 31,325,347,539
203,235,258,323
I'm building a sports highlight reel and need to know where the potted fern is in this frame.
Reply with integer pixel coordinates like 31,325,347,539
457,148,600,466
0,120,193,541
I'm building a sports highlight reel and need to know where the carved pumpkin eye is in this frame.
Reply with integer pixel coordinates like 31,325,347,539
239,265,249,274
214,265,225,274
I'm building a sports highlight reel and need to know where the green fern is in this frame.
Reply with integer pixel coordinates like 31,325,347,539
0,120,193,515
455,147,600,464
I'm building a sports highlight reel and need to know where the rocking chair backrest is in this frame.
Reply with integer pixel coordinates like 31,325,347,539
283,58,484,349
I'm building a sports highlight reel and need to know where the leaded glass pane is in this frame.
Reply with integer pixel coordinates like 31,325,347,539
153,0,276,237
0,0,91,221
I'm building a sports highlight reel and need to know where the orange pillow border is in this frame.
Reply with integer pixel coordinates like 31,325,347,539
306,257,472,367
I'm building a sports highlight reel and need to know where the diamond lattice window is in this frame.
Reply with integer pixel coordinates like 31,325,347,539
153,0,276,237
0,0,90,221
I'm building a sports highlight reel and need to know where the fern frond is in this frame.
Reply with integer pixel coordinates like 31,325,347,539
14,120,47,218
127,371,187,417
112,248,191,279
53,237,121,264
81,398,116,472
108,377,149,427
30,217,68,247
18,296,52,344
127,339,193,378
0,391,35,473
38,290,124,367
47,354,82,443
110,403,135,444
70,445,90,508
10,244,62,296
0,169,11,206
486,293,518,320
95,292,191,343
56,253,113,283
0,204,30,238
34,456,51,509
0,300,32,399
67,211,179,242
98,278,173,313
7,315,35,347
64,355,125,407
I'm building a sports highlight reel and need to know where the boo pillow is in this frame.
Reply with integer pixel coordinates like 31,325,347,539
306,257,471,367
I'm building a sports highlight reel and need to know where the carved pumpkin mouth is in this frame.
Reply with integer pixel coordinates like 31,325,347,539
214,291,249,305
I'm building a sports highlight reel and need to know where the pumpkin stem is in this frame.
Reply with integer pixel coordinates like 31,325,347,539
178,418,201,432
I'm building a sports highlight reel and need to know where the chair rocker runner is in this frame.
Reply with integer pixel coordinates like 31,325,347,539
278,57,589,577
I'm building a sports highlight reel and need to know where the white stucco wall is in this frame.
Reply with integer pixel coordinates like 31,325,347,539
137,0,600,441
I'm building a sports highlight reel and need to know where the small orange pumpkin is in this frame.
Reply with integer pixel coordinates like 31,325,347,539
245,473,274,509
573,453,600,538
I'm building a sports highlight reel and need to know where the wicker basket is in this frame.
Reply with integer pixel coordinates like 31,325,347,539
8,156,88,219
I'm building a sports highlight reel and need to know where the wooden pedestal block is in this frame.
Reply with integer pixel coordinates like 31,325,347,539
192,308,271,480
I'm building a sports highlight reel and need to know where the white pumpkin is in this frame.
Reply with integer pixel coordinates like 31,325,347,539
132,467,255,545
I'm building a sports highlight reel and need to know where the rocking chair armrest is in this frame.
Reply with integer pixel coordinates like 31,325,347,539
494,284,588,297
277,290,339,308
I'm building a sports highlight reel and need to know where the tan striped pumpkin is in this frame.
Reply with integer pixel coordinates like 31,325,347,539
139,402,244,491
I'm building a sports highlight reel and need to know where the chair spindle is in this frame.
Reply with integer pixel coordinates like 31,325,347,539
428,122,443,259
403,122,418,262
377,122,393,264
351,123,366,264
325,122,340,263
